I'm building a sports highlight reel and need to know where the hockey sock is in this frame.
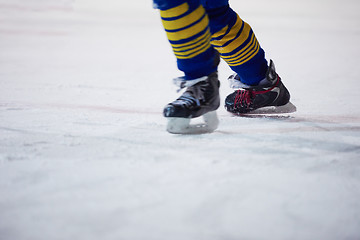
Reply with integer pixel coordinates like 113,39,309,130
154,0,219,80
207,5,268,85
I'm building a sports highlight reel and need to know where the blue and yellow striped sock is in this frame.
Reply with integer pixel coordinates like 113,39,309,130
156,0,219,80
208,6,268,85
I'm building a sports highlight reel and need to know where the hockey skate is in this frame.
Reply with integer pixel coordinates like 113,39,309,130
225,60,296,115
163,72,220,134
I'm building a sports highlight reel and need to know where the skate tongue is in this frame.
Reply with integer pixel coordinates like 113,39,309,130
173,76,208,92
228,73,272,89
228,74,252,89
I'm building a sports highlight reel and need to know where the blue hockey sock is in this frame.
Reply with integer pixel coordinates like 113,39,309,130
154,0,219,80
207,5,268,85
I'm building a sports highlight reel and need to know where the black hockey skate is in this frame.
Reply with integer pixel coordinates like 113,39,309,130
225,60,296,115
163,72,220,134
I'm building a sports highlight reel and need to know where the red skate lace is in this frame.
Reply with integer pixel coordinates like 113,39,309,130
234,89,253,108
234,77,280,108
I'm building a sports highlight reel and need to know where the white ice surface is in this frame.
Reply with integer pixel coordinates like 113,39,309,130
1,0,360,239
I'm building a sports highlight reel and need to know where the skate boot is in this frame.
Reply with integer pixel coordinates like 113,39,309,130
225,60,296,115
163,72,220,134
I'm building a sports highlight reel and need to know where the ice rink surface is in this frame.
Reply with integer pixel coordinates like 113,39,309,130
1,0,360,239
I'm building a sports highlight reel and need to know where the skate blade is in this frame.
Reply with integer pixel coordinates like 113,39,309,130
166,111,219,134
245,102,297,115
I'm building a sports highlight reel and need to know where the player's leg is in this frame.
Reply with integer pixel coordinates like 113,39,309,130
204,1,294,114
153,0,221,133
154,0,219,79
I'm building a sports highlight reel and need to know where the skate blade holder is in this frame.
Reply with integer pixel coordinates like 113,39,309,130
246,102,297,115
166,111,219,134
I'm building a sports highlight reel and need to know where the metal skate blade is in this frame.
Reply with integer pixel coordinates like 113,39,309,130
166,111,219,134
246,102,297,115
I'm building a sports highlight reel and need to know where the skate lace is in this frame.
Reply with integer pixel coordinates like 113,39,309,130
177,83,207,108
233,80,279,109
234,89,254,108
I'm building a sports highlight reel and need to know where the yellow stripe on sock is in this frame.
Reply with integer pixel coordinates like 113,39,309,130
211,15,254,58
172,30,211,51
210,15,244,47
227,40,260,66
172,30,212,59
221,22,251,54
160,2,189,19
174,38,211,57
165,14,209,41
221,33,256,61
175,43,211,59
211,25,229,39
162,5,206,31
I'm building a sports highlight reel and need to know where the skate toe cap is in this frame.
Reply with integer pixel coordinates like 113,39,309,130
163,104,190,118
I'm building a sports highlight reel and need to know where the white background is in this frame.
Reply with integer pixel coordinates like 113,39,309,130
1,0,360,239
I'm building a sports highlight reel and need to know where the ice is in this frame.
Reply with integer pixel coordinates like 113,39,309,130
1,0,360,239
